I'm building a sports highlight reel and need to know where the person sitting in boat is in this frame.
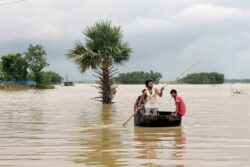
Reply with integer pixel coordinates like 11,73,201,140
170,89,186,117
138,80,164,115
134,89,147,114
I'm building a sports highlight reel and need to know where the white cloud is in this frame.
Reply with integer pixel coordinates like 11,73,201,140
177,4,246,21
1,0,250,80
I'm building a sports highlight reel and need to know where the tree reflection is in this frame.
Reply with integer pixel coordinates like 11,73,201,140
134,127,186,167
74,104,124,167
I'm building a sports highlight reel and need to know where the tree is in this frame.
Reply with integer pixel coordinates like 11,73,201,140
67,20,132,104
178,72,224,84
28,71,63,85
24,44,49,84
44,71,63,84
115,70,162,84
0,61,3,80
1,53,28,81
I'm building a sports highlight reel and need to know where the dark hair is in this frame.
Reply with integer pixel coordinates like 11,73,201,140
170,89,177,94
145,80,152,87
142,89,146,93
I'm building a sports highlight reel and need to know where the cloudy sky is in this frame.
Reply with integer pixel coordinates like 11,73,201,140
0,0,250,81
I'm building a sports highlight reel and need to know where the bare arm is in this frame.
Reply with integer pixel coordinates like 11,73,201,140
155,87,164,97
138,91,147,110
134,100,138,113
174,102,180,115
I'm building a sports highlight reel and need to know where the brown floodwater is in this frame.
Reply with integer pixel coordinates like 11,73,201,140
0,84,250,167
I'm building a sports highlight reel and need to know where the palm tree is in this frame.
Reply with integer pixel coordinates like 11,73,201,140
66,21,132,104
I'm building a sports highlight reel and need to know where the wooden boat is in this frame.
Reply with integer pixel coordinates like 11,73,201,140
134,111,182,127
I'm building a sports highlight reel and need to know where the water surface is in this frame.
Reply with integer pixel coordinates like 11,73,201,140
0,84,250,167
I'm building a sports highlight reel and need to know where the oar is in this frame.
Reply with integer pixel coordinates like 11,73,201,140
122,112,137,126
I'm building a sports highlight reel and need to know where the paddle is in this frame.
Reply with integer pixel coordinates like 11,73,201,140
122,112,137,126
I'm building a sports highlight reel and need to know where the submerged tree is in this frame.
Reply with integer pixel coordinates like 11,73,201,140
67,20,132,104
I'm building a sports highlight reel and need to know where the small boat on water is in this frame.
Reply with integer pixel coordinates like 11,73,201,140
64,81,74,86
134,111,182,127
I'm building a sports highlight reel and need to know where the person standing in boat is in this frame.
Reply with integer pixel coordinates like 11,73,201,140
138,80,164,115
134,89,147,114
170,89,186,117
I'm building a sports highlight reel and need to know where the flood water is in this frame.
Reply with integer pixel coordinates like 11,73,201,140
0,84,250,167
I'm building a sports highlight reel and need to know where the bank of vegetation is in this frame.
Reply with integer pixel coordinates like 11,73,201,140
177,72,224,84
0,44,63,89
115,70,162,84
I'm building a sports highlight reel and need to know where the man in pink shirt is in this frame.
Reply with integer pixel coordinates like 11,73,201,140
170,89,186,116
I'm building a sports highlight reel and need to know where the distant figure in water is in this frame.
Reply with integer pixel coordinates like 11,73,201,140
134,89,147,114
170,89,186,117
138,80,164,115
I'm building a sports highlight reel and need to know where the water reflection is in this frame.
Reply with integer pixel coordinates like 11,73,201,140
134,127,186,167
74,104,124,167
0,92,45,166
171,127,186,167
172,128,186,160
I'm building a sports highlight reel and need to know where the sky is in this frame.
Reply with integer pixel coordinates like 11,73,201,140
0,0,250,81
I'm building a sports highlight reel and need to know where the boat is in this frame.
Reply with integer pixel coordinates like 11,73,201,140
64,75,74,86
64,81,74,86
134,111,182,127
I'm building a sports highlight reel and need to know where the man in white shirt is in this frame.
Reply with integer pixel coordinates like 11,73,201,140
138,80,164,115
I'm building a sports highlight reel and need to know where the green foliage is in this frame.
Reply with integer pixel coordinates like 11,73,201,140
27,72,53,88
45,71,63,84
66,20,133,103
0,45,60,89
24,44,49,84
115,70,162,84
38,72,51,86
25,44,49,72
28,71,63,85
1,53,28,81
0,61,3,80
232,89,243,95
178,72,224,84
67,20,132,73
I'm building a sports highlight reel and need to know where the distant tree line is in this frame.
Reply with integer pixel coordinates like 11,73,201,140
0,44,63,88
225,79,250,83
115,70,162,84
177,72,224,84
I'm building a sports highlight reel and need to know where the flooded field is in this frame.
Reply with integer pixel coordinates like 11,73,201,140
0,84,250,167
